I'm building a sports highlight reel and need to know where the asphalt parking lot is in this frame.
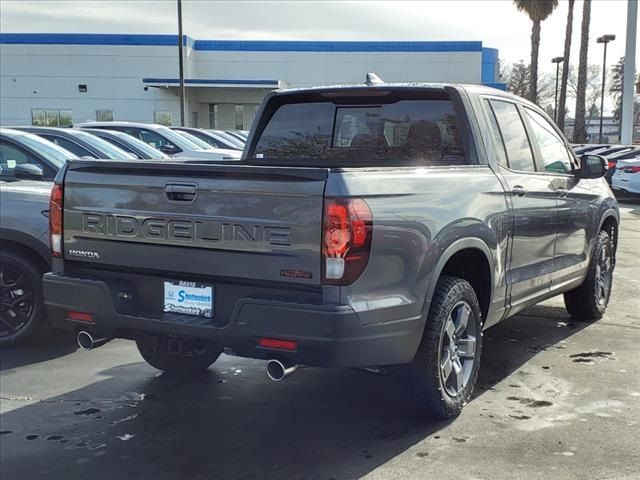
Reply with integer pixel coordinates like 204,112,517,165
1,200,639,480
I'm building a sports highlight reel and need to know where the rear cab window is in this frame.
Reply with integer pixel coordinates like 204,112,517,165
248,89,470,167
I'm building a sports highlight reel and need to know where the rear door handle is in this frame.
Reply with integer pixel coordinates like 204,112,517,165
511,185,527,197
165,183,197,202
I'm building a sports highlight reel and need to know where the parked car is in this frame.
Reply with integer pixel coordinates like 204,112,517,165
603,147,640,182
574,144,607,155
225,130,249,142
14,127,136,160
77,128,169,160
611,157,640,196
587,145,635,158
43,83,618,419
75,122,241,161
173,127,244,151
0,128,73,345
171,129,224,151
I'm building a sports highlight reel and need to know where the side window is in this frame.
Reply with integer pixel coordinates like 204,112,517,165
137,129,176,151
41,135,95,158
524,108,573,174
483,99,509,168
0,141,41,178
489,100,536,172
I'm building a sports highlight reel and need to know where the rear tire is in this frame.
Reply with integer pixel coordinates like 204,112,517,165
564,230,614,321
0,251,46,346
136,335,222,375
407,276,483,419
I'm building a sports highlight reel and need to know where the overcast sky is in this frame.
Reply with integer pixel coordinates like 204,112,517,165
1,0,636,77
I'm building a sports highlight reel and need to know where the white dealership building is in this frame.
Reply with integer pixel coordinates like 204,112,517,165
0,33,504,130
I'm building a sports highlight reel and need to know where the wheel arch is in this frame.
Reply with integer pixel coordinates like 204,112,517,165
599,211,619,256
0,229,50,272
421,238,495,328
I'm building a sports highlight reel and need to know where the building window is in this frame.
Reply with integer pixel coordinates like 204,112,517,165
59,110,73,126
34,109,72,127
191,111,199,128
31,109,45,126
154,111,172,126
96,109,114,121
209,104,218,128
235,105,244,129
46,110,59,126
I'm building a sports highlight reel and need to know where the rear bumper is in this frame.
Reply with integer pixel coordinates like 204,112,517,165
43,273,423,368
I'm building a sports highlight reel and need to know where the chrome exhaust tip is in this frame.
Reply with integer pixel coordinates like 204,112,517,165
76,330,110,351
266,359,299,382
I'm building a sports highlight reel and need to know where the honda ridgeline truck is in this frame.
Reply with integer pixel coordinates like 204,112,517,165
42,83,618,418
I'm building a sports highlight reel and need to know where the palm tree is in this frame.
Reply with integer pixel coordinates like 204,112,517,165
574,0,592,143
513,0,559,103
557,0,574,132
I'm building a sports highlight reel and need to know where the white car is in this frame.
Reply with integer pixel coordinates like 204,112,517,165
75,122,241,161
611,157,640,196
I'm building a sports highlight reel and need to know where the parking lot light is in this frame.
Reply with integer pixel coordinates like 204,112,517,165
597,34,616,143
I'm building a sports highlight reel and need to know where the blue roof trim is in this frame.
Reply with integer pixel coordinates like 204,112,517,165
0,33,180,46
143,78,279,86
481,47,499,83
192,40,482,52
1,34,483,53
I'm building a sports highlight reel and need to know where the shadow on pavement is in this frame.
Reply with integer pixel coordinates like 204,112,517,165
0,328,77,371
0,304,589,480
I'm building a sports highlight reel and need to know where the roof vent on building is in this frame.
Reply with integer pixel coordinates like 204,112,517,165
365,73,384,86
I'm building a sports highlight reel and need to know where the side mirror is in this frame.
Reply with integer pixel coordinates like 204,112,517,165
13,163,44,180
576,154,608,179
159,144,179,155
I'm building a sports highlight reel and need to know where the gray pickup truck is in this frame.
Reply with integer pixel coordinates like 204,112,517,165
43,83,618,418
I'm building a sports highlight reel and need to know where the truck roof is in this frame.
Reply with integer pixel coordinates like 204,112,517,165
273,82,529,105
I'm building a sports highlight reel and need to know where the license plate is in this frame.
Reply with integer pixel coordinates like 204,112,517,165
163,280,213,317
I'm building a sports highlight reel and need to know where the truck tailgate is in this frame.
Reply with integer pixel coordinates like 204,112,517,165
61,160,328,285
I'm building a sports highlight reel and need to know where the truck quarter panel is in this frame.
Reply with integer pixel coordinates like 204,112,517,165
331,166,510,329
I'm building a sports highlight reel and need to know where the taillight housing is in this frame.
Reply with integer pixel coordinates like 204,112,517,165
620,166,640,173
49,183,63,257
322,197,372,285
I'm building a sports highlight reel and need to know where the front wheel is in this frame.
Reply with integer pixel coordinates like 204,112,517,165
564,229,614,321
407,276,483,419
136,335,222,375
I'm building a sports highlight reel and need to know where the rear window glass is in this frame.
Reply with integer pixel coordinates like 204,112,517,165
251,96,467,166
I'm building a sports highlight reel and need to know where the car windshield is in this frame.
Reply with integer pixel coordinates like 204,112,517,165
174,130,213,150
108,132,169,159
212,130,245,149
156,127,204,150
71,130,136,159
14,132,72,167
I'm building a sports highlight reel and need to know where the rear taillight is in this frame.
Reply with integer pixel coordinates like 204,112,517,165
322,198,372,285
49,183,63,257
608,161,616,169
620,166,640,173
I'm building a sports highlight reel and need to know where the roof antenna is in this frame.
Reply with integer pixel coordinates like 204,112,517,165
365,72,384,86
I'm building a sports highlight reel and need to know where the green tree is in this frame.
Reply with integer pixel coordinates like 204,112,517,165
557,0,574,132
573,0,591,143
503,61,555,105
609,57,638,124
513,0,559,103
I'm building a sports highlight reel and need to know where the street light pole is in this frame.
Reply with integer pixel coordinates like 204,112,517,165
597,34,615,143
177,0,186,127
552,57,565,123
